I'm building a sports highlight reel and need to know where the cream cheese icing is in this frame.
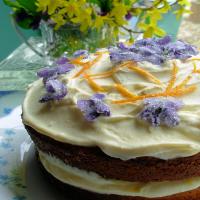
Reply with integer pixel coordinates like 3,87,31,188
39,150,200,198
22,51,200,160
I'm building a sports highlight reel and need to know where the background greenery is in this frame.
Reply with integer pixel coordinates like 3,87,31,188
0,0,181,62
1,1,20,61
0,1,38,61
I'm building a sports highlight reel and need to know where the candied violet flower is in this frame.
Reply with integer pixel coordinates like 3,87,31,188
37,55,74,103
73,49,89,58
77,94,111,121
37,60,74,80
56,63,75,75
156,35,171,45
117,43,129,50
110,51,143,63
138,98,183,127
56,56,69,65
40,79,67,103
165,40,198,60
109,36,198,65
37,67,58,79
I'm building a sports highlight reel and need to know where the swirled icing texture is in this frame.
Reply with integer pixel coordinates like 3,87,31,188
22,52,200,160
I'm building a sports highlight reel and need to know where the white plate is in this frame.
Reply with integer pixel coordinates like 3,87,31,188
0,92,69,200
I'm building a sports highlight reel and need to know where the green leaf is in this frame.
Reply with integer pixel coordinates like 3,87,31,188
16,0,37,13
88,0,113,13
3,0,22,9
123,0,131,5
87,0,101,5
3,0,38,14
16,17,34,29
13,11,35,29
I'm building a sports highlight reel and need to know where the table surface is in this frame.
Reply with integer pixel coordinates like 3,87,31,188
0,92,73,200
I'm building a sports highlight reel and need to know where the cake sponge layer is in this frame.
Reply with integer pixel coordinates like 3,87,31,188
26,125,200,183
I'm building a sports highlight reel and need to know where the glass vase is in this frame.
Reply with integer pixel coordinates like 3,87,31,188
39,21,116,59
0,3,183,91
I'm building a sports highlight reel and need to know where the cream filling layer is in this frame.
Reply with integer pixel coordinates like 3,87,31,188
39,151,200,198
23,53,200,160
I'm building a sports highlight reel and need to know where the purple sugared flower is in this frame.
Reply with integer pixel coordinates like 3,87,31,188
56,56,69,65
40,79,67,103
77,94,111,121
73,50,89,58
37,60,74,80
109,36,198,65
37,67,58,79
37,55,74,103
138,98,183,127
56,63,75,75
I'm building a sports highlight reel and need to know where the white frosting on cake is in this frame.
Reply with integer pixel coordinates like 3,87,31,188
39,150,200,198
22,51,200,160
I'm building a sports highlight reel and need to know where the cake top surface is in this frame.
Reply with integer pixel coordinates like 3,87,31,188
22,36,200,160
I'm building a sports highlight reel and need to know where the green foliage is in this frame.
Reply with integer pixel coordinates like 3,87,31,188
17,0,37,13
3,0,22,9
3,0,37,14
13,11,35,29
88,0,113,12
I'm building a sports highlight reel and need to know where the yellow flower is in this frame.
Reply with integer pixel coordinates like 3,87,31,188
93,15,109,30
70,6,93,31
34,0,189,38
109,2,129,26
139,22,165,38
36,0,61,15
36,0,49,12
51,8,67,29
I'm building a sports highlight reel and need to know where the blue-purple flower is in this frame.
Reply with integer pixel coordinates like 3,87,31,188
73,49,89,58
138,98,183,127
109,36,198,65
37,56,74,103
37,59,74,81
77,94,111,121
125,12,132,20
39,79,67,103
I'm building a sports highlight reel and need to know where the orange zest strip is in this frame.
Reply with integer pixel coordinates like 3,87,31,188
73,63,91,78
115,84,137,98
70,51,107,65
165,62,178,92
73,54,103,78
89,70,114,79
89,62,130,79
70,55,85,65
83,73,105,92
112,85,197,104
174,75,192,90
193,62,200,74
127,65,162,85
172,85,197,96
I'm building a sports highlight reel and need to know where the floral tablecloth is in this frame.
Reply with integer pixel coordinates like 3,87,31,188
0,92,69,200
0,92,27,200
